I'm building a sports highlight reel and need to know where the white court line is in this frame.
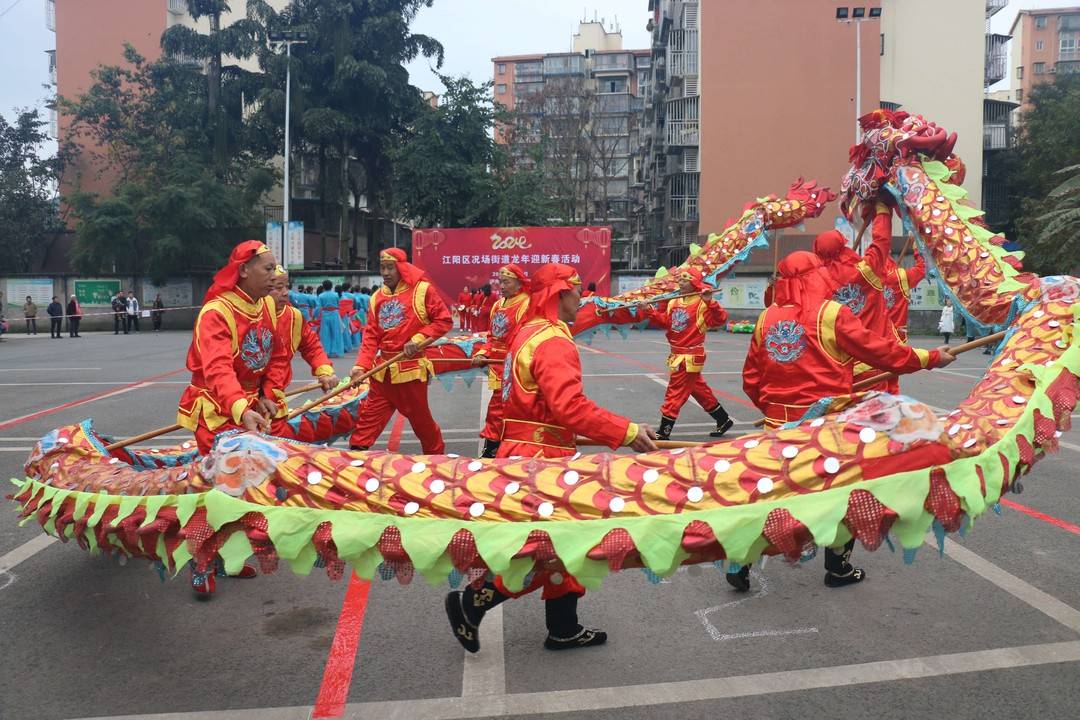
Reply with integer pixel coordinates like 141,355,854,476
1058,440,1080,455
0,534,57,575
938,537,1080,633
696,571,819,642
0,381,189,387
0,383,150,427
933,369,983,380
71,641,1080,720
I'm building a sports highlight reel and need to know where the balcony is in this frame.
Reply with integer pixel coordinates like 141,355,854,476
668,28,698,77
985,33,1011,86
984,123,1008,150
514,62,543,81
1056,59,1080,74
985,0,1007,19
543,55,585,77
168,0,187,14
596,93,631,114
593,52,632,72
45,0,55,30
46,49,56,85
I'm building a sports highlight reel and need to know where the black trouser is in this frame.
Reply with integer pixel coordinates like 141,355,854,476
50,318,62,337
152,313,162,331
25,318,36,334
126,314,139,332
114,313,124,334
68,317,80,336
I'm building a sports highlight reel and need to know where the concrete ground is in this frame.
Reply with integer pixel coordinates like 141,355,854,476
1,328,1079,720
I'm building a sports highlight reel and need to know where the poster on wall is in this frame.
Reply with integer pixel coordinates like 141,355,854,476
266,220,283,264
411,226,612,306
73,279,121,306
142,279,194,308
5,278,53,306
285,221,305,270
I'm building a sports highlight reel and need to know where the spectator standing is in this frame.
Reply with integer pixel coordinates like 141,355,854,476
125,290,140,333
47,296,63,338
152,294,165,331
66,295,82,337
22,296,38,334
938,299,955,345
111,292,127,334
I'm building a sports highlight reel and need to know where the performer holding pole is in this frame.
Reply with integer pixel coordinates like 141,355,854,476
176,241,279,455
740,252,954,590
473,264,530,458
347,248,452,453
445,263,658,654
879,237,927,392
643,267,734,441
261,266,340,425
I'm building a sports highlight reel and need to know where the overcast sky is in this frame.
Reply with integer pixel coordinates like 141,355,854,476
0,0,1067,127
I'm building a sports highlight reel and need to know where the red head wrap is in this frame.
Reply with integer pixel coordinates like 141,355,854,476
380,247,427,287
676,266,708,292
205,240,271,301
812,229,860,266
498,263,529,289
773,251,834,309
525,263,580,323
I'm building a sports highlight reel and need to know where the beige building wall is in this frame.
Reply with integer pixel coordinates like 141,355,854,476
879,0,984,206
572,21,624,53
171,0,290,72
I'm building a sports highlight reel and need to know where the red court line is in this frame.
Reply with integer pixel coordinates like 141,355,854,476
582,343,756,410
311,572,372,718
311,413,404,717
0,368,186,431
1000,499,1080,536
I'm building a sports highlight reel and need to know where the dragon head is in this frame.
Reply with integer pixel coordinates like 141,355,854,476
840,110,959,220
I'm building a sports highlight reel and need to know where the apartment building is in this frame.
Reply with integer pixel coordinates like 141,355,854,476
1010,5,1080,113
492,21,650,268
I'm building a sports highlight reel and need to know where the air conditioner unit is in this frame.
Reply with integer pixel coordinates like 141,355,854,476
1050,66,1057,73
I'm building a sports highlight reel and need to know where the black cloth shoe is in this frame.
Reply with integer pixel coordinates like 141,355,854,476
445,591,480,653
707,404,734,438
657,415,676,441
349,445,370,451
544,627,608,651
480,439,500,458
824,540,865,588
725,564,750,592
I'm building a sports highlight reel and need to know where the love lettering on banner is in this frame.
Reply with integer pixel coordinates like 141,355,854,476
411,226,612,305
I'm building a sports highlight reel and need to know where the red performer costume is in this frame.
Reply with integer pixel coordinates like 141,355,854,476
739,252,953,591
474,264,530,457
348,248,452,453
445,263,656,655
743,252,946,430
814,202,900,391
177,241,279,454
476,286,497,333
470,289,484,332
262,266,338,427
643,267,734,441
878,247,928,393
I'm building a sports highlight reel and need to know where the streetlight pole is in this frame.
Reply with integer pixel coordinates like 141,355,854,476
854,18,861,144
835,7,882,144
268,31,308,261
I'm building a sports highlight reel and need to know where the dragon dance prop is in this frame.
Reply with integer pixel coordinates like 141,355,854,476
570,178,836,340
9,112,1080,594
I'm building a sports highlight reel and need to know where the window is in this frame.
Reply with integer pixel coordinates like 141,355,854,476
1062,36,1078,58
1016,88,1023,102
1016,65,1024,79
1036,40,1045,51
497,63,506,74
496,84,507,94
1035,16,1047,29
1034,62,1046,74
880,33,885,56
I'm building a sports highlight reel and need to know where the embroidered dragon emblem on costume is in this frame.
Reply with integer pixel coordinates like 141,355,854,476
501,352,514,402
670,307,691,333
491,311,511,340
764,320,807,363
240,328,273,371
883,286,896,309
833,283,866,315
378,299,406,330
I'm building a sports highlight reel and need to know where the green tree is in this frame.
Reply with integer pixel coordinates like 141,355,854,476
62,47,274,281
0,109,63,274
1007,74,1080,273
160,0,276,169
394,75,554,227
258,0,443,266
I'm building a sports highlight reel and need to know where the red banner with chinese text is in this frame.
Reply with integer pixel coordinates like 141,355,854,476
411,226,612,305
